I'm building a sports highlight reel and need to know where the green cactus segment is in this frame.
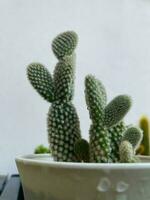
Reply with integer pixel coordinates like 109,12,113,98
119,141,133,163
122,126,143,152
47,102,81,162
108,121,126,162
89,124,111,163
104,95,132,127
27,63,54,102
74,139,90,162
53,59,75,102
139,116,150,155
52,31,78,59
85,75,107,123
119,141,138,163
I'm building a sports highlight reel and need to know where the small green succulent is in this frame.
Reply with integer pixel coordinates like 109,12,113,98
34,145,50,154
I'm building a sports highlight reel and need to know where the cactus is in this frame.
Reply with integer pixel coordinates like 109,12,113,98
27,31,143,164
85,75,132,163
138,116,150,155
27,31,81,162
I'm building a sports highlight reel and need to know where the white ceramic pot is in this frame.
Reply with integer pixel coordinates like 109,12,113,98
16,154,150,200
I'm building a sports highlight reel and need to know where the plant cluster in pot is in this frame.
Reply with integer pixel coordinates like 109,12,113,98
16,31,150,200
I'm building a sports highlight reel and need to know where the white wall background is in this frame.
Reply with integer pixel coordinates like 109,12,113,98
1,0,150,173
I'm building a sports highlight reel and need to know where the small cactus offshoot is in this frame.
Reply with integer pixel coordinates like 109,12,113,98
119,141,139,163
122,126,143,152
27,31,143,164
74,139,90,162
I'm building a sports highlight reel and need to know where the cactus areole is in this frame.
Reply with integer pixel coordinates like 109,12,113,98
27,31,143,163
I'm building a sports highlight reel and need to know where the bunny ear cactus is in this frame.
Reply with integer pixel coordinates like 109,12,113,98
85,75,132,163
27,30,142,164
27,31,81,162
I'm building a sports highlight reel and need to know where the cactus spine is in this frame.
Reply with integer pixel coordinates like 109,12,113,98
27,31,81,162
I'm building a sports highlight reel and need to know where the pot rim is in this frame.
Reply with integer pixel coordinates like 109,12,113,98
16,154,150,170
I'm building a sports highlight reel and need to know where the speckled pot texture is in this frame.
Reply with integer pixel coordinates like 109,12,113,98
16,154,150,200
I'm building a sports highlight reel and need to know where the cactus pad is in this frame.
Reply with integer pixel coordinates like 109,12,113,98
47,102,81,161
52,31,78,59
85,75,107,123
108,121,126,162
89,124,111,162
104,95,132,127
27,63,54,102
53,59,75,102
